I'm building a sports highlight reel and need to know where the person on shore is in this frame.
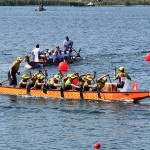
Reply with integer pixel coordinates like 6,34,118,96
63,36,73,51
114,66,131,88
8,56,23,87
31,44,41,62
19,74,30,88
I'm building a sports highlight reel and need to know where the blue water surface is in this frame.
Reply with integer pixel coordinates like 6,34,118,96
0,6,150,150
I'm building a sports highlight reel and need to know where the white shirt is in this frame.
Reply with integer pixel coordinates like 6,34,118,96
32,48,40,62
63,39,73,48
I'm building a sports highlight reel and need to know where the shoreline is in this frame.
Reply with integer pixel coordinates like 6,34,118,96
0,0,150,7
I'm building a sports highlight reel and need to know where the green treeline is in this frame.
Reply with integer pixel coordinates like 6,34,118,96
0,0,69,6
0,0,150,6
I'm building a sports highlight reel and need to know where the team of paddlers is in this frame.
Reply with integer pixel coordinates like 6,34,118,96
4,36,131,93
28,36,79,64
6,55,131,94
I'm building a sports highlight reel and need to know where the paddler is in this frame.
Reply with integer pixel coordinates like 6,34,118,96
62,73,80,91
63,36,73,51
114,66,131,88
92,74,109,91
34,74,46,89
19,74,30,88
47,70,63,89
82,72,96,91
8,56,23,87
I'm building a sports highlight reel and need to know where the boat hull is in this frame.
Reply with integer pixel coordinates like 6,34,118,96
28,61,73,67
0,86,149,102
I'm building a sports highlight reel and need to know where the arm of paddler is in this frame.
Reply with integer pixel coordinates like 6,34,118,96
9,68,13,79
126,73,131,80
114,74,119,80
58,70,64,78
44,69,48,78
92,71,96,80
31,72,39,80
79,74,87,78
88,84,97,88
97,74,109,81
71,83,80,89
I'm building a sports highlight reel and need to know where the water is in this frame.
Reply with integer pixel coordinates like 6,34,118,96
0,6,150,149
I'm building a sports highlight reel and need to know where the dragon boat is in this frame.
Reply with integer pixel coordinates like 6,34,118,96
24,49,83,68
0,83,149,103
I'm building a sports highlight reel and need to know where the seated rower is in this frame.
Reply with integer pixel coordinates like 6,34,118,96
51,51,59,63
62,74,80,91
63,50,69,62
55,45,60,52
72,73,87,91
83,72,96,91
39,50,46,61
34,74,46,89
91,74,109,91
26,72,39,89
19,74,30,88
47,70,63,89
114,66,131,88
58,50,64,62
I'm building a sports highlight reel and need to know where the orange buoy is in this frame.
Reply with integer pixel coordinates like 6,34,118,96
58,62,68,72
146,52,150,61
94,143,101,149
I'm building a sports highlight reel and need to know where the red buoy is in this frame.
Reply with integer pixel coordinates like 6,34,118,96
146,52,150,61
58,62,68,72
94,143,101,149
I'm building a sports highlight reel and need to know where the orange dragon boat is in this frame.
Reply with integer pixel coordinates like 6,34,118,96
0,83,149,103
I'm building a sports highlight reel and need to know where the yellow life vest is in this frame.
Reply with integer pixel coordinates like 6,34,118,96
83,80,91,87
117,72,128,83
49,77,58,84
12,61,20,72
64,79,72,87
97,81,105,89
34,79,44,89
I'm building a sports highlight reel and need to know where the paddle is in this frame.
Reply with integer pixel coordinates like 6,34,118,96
26,70,32,95
108,75,112,83
114,67,117,79
43,68,48,94
72,48,84,60
0,79,9,85
60,87,64,98
80,88,84,99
